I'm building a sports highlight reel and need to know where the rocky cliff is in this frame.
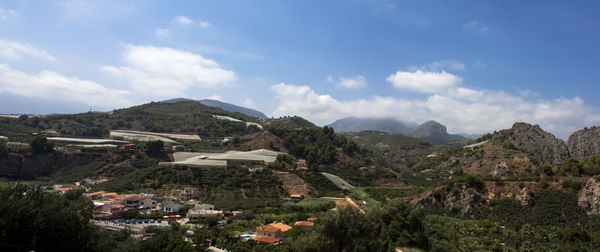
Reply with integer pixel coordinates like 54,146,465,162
407,185,482,214
506,122,570,167
568,126,600,160
578,176,600,215
407,181,542,214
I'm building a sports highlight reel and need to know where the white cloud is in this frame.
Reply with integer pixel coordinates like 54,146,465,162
173,16,211,28
387,70,462,93
101,45,236,99
0,40,56,61
205,94,222,101
0,7,18,20
337,75,367,89
464,20,490,34
175,16,193,26
154,28,171,39
0,64,132,107
271,80,599,139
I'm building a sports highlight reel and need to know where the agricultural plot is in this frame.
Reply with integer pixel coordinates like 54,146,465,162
161,149,281,168
174,149,280,163
321,172,355,190
111,130,200,141
47,137,128,144
211,115,263,129
75,144,117,148
110,131,178,143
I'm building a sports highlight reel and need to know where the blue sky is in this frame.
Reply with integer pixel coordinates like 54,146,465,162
0,0,599,138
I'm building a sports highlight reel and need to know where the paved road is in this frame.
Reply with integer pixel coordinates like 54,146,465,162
321,172,355,189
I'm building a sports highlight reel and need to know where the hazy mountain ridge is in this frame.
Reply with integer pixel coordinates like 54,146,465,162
328,117,415,135
328,117,466,144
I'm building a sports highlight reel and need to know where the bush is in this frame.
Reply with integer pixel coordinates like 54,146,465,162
145,140,164,157
0,141,8,157
30,136,54,154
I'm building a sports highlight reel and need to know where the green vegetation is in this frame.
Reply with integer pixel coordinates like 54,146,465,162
144,140,165,157
50,161,106,184
362,187,424,202
268,125,359,167
283,198,336,212
556,155,600,176
0,101,260,140
0,141,7,157
0,184,139,251
30,135,54,154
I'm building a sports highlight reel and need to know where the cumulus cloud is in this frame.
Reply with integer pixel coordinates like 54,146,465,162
154,28,171,39
101,45,236,98
0,40,56,61
0,64,132,108
270,81,600,139
337,75,367,89
387,70,462,93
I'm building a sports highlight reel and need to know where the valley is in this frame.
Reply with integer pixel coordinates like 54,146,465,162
2,99,600,251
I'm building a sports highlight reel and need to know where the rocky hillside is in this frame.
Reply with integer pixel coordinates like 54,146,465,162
342,130,433,170
409,120,465,145
568,126,600,160
578,176,600,214
407,181,546,214
499,122,570,167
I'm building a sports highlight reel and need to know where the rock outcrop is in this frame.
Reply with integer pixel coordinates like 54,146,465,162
578,176,600,215
407,185,482,214
507,122,570,167
568,126,600,160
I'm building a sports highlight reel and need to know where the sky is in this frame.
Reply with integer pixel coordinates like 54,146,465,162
1,0,600,139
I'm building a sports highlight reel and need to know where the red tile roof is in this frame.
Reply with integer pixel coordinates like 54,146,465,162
256,225,280,233
254,236,281,244
294,221,314,227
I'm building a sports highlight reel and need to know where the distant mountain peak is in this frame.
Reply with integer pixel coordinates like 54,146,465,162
410,120,465,145
327,117,414,135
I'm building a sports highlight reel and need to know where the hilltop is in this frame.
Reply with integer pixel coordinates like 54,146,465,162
409,120,466,145
163,98,268,119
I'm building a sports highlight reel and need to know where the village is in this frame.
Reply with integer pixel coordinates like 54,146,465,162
1,125,352,247
44,181,324,246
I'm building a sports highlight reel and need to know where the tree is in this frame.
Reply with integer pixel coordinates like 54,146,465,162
0,185,95,251
30,135,54,154
0,141,8,157
145,140,165,157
